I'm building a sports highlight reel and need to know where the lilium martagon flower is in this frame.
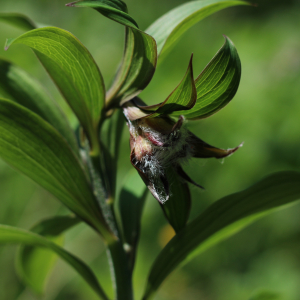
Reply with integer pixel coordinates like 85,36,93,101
122,37,242,231
121,37,243,230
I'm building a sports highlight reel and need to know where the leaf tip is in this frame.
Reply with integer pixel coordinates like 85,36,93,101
188,53,194,72
222,35,231,44
225,141,244,157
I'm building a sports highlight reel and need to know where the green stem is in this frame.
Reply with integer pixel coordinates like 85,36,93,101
89,152,118,237
88,120,133,299
108,240,134,300
89,149,134,299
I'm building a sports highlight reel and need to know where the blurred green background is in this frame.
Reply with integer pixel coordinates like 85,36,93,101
1,0,300,299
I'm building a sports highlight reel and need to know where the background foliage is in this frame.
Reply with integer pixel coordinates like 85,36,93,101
0,0,300,299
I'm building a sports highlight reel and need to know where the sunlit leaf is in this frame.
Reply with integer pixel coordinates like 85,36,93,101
146,0,249,61
0,98,112,240
112,28,157,106
0,225,109,300
0,58,78,153
176,36,241,119
67,0,157,107
66,0,138,27
5,27,105,153
137,55,196,118
0,13,36,30
119,170,148,269
16,216,80,295
143,171,300,300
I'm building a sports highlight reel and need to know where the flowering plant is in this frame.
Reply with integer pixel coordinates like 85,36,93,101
0,1,300,300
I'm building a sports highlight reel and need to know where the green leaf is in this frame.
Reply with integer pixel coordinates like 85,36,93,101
66,0,138,28
0,13,36,30
119,170,148,269
17,216,80,295
146,0,249,61
178,36,241,119
101,109,125,199
137,55,196,118
110,28,157,106
5,27,105,153
0,225,109,300
0,58,78,153
67,1,157,107
160,168,191,233
0,98,112,240
143,171,300,300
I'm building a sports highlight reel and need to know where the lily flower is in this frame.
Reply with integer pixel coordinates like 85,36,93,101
121,39,242,229
123,98,242,205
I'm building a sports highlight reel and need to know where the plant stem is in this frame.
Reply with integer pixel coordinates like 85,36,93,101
89,149,133,299
88,119,133,299
108,239,134,300
89,152,118,237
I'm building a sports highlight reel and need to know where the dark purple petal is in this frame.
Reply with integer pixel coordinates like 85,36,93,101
188,132,243,159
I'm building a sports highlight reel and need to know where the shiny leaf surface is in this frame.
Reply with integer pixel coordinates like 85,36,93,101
177,36,241,119
67,0,157,106
5,27,105,152
0,58,78,153
66,0,137,27
137,55,196,118
0,98,111,239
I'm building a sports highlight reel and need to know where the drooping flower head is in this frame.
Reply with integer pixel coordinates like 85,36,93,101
120,39,242,230
123,98,242,205
120,37,242,201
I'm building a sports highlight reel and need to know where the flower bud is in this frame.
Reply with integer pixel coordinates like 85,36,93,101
123,101,242,204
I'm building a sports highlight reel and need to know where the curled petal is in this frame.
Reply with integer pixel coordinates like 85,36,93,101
123,100,150,121
188,132,243,159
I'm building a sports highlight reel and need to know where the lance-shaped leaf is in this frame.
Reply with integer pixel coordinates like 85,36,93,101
66,0,137,27
119,170,148,270
135,55,196,118
17,216,80,295
146,0,249,61
159,167,191,233
0,13,36,30
0,98,112,240
5,27,105,153
0,225,109,300
66,0,157,107
143,171,300,300
174,36,241,119
0,58,78,153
